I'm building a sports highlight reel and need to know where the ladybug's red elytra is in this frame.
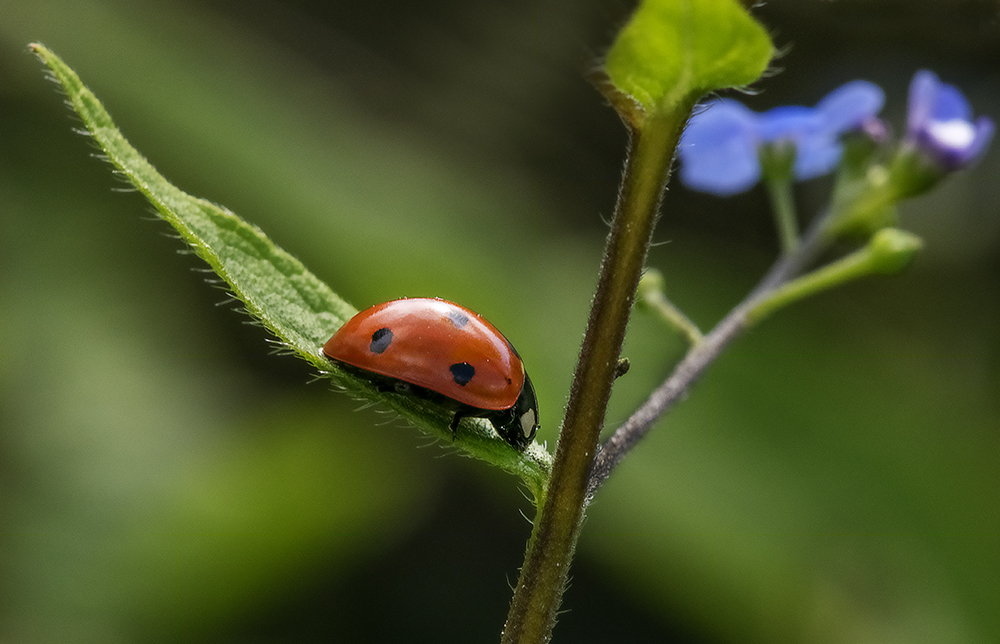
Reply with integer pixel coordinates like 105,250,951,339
323,298,539,451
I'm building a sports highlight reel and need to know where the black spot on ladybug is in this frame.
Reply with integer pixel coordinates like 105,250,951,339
447,310,470,328
369,327,393,354
450,362,475,386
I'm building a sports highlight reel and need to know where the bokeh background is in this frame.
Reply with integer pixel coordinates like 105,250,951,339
2,1,998,642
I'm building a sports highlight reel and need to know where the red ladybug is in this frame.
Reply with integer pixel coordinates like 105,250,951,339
323,298,538,450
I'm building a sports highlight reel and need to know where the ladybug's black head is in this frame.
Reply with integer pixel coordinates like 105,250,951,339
449,373,538,451
496,373,538,451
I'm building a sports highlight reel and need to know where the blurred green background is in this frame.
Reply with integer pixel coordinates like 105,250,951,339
1,1,998,642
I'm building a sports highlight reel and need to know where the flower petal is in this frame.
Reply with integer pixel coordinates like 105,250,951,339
907,70,939,136
967,116,996,163
815,80,885,133
678,79,893,195
758,106,819,143
930,83,973,122
793,135,843,180
906,70,993,171
679,100,761,195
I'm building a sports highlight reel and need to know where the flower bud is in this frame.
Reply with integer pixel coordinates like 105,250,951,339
866,228,923,275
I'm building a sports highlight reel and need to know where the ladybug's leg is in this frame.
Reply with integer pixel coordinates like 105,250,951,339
357,371,409,395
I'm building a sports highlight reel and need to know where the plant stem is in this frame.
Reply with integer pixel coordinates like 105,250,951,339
588,220,828,495
501,107,691,644
748,241,872,323
764,171,799,253
639,277,704,345
749,227,922,323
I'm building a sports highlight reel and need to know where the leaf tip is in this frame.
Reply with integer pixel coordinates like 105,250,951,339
28,42,49,59
28,42,61,75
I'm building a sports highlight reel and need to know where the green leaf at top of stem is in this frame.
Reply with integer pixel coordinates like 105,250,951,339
604,0,773,119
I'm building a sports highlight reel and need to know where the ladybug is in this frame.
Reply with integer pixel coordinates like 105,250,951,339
323,298,539,451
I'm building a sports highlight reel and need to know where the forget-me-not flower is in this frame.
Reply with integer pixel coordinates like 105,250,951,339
679,81,885,196
905,70,993,172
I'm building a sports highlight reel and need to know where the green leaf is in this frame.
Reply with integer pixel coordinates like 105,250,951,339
29,43,551,497
29,43,355,368
604,0,773,115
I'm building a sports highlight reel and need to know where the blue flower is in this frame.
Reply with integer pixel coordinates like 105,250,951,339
905,70,993,171
678,81,885,196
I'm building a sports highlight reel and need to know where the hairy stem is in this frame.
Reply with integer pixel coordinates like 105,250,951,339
501,107,691,644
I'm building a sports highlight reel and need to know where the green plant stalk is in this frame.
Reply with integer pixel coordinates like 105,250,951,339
501,106,691,644
764,169,799,254
747,250,875,323
637,272,704,345
748,227,923,323
647,291,704,345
